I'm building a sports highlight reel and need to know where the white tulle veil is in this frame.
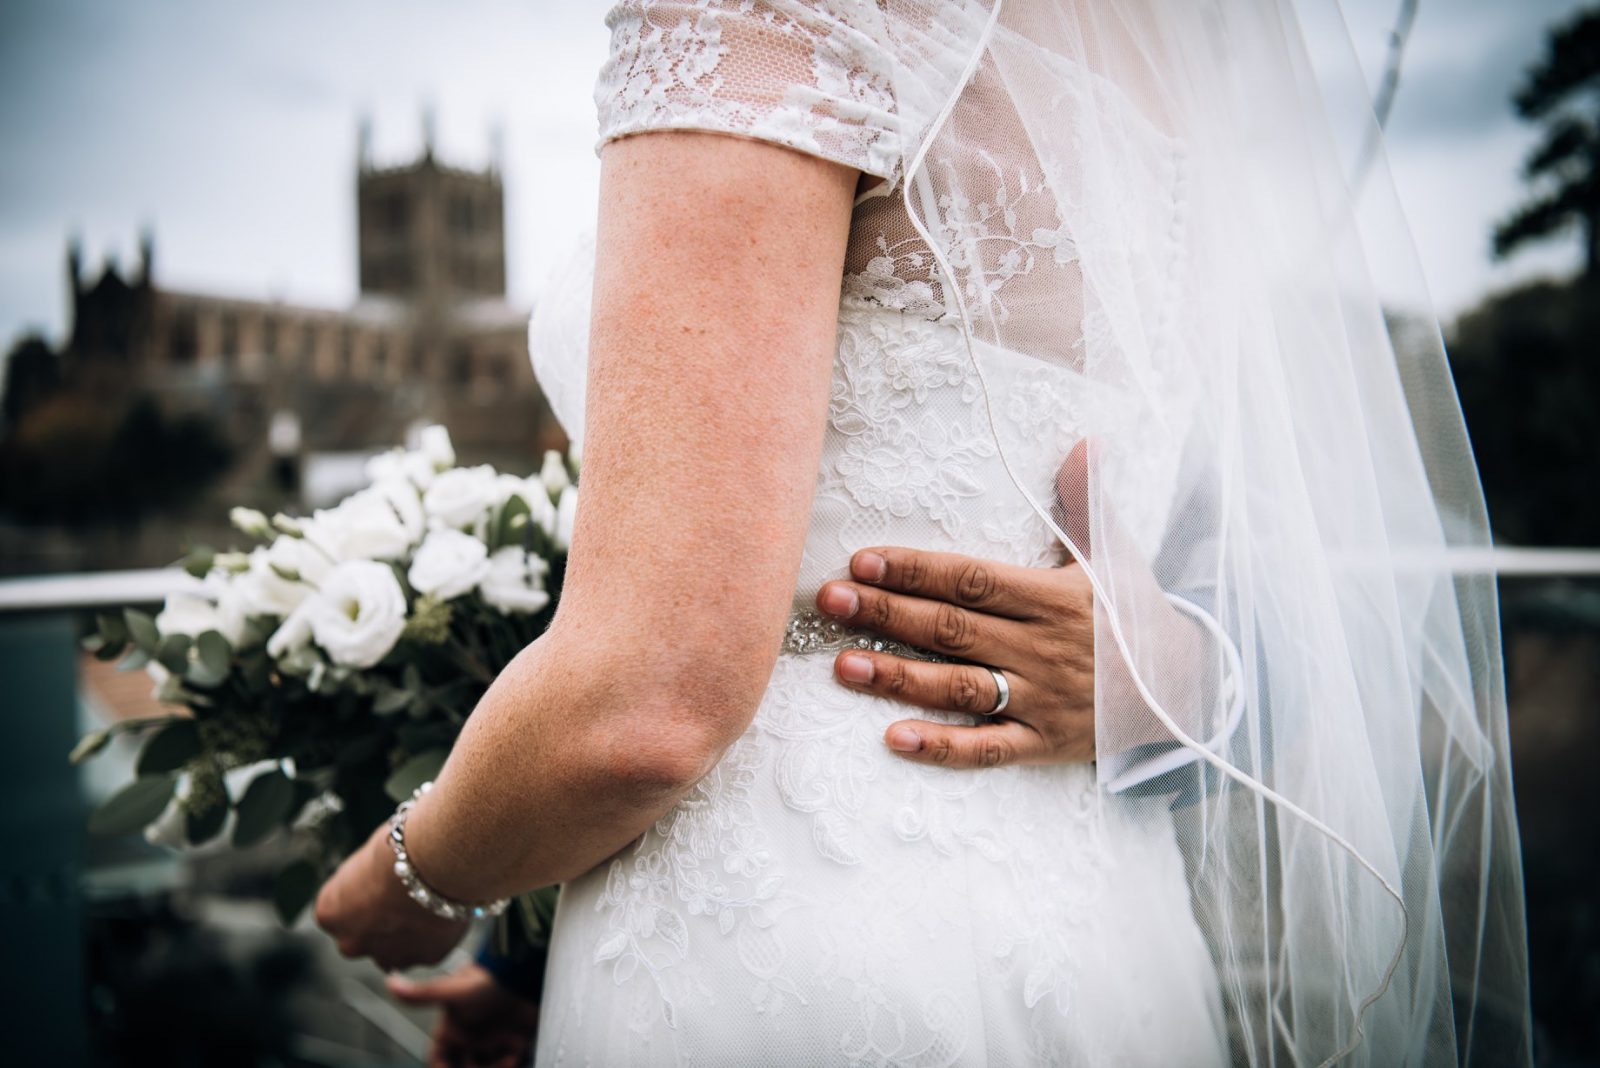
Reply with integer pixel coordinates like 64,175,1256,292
864,0,1531,1062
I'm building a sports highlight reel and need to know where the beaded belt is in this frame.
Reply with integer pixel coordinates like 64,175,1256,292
781,607,953,663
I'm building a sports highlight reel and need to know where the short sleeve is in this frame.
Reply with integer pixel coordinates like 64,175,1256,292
594,0,903,180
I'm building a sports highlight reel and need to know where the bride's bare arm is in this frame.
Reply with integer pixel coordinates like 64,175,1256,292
348,132,855,919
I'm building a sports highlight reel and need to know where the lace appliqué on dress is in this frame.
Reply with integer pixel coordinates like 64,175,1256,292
595,1,903,179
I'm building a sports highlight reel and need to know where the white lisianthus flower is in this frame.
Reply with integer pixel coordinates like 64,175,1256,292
229,506,272,538
555,485,578,551
408,528,491,600
235,545,313,617
370,476,425,544
156,593,222,638
418,424,455,471
479,546,552,614
423,464,501,529
366,447,438,490
302,560,407,668
266,601,315,660
539,449,572,495
203,572,252,647
265,532,332,587
304,486,415,562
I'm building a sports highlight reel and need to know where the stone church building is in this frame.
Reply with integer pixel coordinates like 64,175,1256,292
58,122,559,467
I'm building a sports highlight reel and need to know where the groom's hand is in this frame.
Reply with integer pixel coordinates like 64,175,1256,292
315,822,471,972
388,964,540,1068
817,544,1097,769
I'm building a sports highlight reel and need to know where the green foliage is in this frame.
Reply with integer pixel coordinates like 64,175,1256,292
1495,8,1600,275
89,774,178,835
0,388,232,524
273,859,322,926
232,769,295,848
1448,277,1600,545
384,749,449,803
135,720,202,776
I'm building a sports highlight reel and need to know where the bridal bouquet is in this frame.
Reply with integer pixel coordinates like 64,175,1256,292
71,426,574,936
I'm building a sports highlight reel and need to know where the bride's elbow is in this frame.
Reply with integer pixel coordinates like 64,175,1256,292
588,704,750,799
592,659,769,793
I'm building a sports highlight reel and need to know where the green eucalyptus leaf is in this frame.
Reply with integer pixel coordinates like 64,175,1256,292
124,609,160,652
186,630,232,688
384,748,449,803
97,612,129,646
136,720,202,776
156,633,191,674
273,859,321,926
68,730,113,766
232,768,295,847
497,494,532,550
182,546,216,579
88,773,178,835
117,647,152,672
185,799,228,846
373,686,413,714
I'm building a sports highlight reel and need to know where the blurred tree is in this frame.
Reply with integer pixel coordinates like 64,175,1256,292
0,334,61,429
1494,7,1600,276
0,390,232,525
1448,276,1599,546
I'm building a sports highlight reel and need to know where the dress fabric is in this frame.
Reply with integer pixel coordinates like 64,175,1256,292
530,3,1226,1063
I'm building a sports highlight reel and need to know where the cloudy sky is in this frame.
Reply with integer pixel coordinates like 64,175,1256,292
0,0,1588,351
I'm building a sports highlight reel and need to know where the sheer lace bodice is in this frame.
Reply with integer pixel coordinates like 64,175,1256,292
526,2,1534,1064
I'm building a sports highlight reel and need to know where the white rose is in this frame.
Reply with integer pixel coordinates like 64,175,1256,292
423,465,501,529
479,546,552,614
156,593,221,638
555,485,578,551
408,528,490,600
304,485,416,562
539,449,571,495
418,425,455,471
303,560,407,668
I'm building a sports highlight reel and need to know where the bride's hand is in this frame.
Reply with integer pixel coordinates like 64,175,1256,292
816,545,1097,769
315,822,471,972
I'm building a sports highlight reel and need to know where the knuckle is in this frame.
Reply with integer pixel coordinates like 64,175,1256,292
897,552,928,593
954,562,997,606
978,737,1009,768
928,734,955,765
886,660,913,697
866,590,895,632
948,672,985,713
933,603,974,652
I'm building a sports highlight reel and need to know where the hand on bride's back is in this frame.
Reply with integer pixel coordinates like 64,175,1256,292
815,441,1170,770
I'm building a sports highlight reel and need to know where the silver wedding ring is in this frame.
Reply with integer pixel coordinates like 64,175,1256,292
986,667,1011,715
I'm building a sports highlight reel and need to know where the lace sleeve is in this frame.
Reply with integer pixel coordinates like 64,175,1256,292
594,0,902,179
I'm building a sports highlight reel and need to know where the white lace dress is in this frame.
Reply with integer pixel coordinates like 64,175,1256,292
527,3,1227,1064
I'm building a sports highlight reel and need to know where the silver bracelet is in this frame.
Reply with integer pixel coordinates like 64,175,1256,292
387,780,511,922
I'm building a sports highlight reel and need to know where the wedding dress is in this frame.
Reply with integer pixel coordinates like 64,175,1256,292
525,1,1529,1065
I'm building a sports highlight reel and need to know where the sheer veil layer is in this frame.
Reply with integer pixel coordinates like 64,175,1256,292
865,0,1532,1063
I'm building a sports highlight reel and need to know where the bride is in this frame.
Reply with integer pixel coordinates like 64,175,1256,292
315,1,1531,1064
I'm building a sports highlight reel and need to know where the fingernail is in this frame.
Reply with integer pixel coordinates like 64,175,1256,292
853,552,887,583
838,653,874,684
819,584,858,618
887,725,923,752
